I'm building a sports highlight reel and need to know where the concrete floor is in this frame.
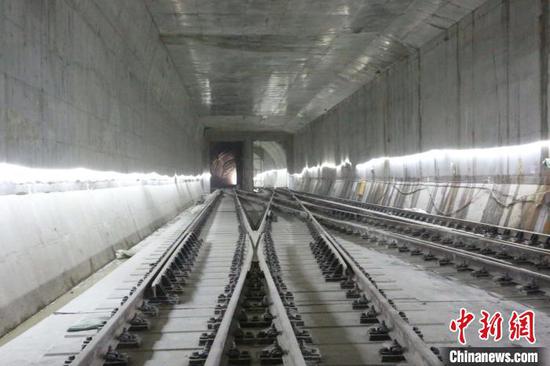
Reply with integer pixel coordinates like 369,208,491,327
0,258,123,348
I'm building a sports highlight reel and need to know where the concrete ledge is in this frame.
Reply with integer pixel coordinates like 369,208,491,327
0,205,200,365
0,181,205,337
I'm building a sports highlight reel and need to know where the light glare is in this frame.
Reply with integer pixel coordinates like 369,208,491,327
355,140,550,172
0,163,210,185
255,139,550,181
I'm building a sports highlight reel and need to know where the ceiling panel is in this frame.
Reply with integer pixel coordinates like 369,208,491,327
146,0,487,132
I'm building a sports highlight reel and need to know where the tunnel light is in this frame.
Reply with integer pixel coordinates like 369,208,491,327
0,162,209,185
355,139,550,172
290,158,351,177
254,168,288,179
255,139,550,182
319,158,351,170
229,169,237,185
253,158,351,182
253,169,289,188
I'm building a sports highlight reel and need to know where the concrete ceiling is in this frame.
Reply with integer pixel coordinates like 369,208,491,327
146,0,486,132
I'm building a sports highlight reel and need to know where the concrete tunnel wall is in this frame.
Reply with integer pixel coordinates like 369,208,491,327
290,0,550,233
0,1,207,336
0,0,203,174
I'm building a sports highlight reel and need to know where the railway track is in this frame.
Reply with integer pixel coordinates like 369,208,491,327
57,188,550,366
63,191,223,366
206,192,307,366
239,194,270,230
61,191,309,366
325,223,550,350
238,189,442,365
248,189,550,295
289,189,550,249
265,211,434,365
285,190,550,273
241,189,550,349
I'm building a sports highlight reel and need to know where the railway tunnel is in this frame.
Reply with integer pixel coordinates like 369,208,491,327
0,0,549,365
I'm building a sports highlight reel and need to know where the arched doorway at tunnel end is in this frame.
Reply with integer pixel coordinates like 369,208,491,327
209,141,244,191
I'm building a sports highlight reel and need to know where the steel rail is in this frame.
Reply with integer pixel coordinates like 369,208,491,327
286,191,443,366
236,194,267,230
300,199,550,255
150,191,223,295
204,238,254,366
257,236,309,366
272,189,550,267
69,191,222,366
234,192,308,366
289,189,550,247
290,193,349,275
267,191,550,290
149,192,223,296
238,192,348,274
252,190,275,241
235,189,274,243
319,215,550,289
237,190,550,360
236,191,271,209
251,189,550,353
149,231,193,297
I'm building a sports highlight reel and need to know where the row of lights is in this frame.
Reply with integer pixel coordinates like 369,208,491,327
253,139,550,181
0,163,210,185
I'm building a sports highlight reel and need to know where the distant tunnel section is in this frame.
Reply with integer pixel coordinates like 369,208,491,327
210,141,243,190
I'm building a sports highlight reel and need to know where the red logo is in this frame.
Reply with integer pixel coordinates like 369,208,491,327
509,310,536,344
479,310,503,341
450,309,536,345
449,308,475,345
